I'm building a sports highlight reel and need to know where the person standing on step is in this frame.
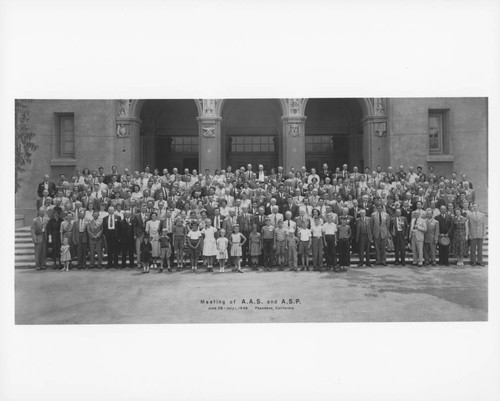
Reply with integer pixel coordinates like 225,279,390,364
468,203,486,266
31,208,49,270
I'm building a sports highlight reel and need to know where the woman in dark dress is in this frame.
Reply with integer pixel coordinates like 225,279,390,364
451,208,469,266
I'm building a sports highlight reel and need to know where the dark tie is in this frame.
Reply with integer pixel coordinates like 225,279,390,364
379,213,382,224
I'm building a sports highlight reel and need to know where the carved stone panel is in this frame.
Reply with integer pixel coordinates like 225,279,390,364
202,123,216,137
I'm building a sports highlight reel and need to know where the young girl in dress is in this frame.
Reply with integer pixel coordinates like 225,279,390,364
229,224,247,273
248,224,262,271
202,218,218,272
140,235,152,273
60,237,71,272
187,221,202,272
216,228,229,273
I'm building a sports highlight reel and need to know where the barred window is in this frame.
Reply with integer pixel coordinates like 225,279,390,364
54,113,75,158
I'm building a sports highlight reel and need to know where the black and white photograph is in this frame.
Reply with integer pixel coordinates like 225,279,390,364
2,0,499,400
14,97,488,324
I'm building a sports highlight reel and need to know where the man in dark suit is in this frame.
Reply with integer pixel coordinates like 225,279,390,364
237,206,254,266
36,189,50,210
435,205,453,266
356,209,373,267
358,195,373,217
282,197,299,220
37,174,57,198
72,209,89,269
371,204,390,265
31,208,49,270
103,206,121,268
254,207,267,233
133,204,148,266
389,209,409,266
119,209,135,268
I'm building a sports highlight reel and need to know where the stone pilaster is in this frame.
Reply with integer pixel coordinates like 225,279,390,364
115,99,142,171
362,115,388,170
197,116,222,173
281,116,307,171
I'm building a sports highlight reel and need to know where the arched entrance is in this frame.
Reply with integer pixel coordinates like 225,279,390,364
304,98,364,171
221,99,283,171
139,100,200,171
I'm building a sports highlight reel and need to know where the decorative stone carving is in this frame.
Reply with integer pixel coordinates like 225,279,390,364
116,123,129,137
118,99,130,117
289,123,300,137
202,123,216,137
200,99,215,116
289,98,302,116
373,98,385,116
374,122,387,137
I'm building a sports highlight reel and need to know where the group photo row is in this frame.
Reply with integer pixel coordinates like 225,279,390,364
31,162,487,274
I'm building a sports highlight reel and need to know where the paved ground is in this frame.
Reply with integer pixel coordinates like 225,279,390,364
15,264,487,324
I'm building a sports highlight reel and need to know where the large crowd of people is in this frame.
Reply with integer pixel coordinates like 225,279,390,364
30,162,487,273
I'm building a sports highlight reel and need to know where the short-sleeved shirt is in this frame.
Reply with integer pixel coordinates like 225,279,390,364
322,222,337,236
262,225,275,240
311,224,323,238
274,227,286,242
299,228,312,241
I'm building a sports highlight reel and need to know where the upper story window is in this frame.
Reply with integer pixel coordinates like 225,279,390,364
428,109,449,154
54,113,75,158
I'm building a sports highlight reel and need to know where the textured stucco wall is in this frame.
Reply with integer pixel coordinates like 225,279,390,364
16,100,117,223
388,97,488,208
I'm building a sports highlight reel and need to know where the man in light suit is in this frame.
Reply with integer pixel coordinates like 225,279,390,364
423,208,440,266
371,204,390,265
389,208,409,266
72,209,89,269
468,203,486,266
31,208,49,270
103,206,121,269
356,209,373,267
222,209,237,237
409,209,427,267
87,210,104,268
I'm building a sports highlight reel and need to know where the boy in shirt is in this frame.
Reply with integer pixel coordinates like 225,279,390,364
298,226,312,271
274,219,287,271
337,217,352,271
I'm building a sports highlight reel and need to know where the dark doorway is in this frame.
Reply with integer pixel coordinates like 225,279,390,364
139,99,199,172
221,99,282,171
304,98,364,171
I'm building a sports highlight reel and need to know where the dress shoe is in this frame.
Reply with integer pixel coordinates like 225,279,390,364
366,264,372,267
383,262,388,266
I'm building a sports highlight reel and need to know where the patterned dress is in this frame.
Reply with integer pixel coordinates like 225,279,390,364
451,216,467,257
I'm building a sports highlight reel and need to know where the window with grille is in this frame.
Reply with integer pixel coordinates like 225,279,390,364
54,113,75,158
230,136,276,152
428,110,449,154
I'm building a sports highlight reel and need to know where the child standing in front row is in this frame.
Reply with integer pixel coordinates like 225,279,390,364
158,228,172,273
229,224,247,273
274,220,287,270
216,228,229,273
249,224,262,271
60,237,71,272
140,234,152,273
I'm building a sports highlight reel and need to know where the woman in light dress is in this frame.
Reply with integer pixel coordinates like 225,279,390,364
202,218,218,272
229,224,247,273
146,212,161,268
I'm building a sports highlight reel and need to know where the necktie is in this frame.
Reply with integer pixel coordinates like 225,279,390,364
379,213,382,224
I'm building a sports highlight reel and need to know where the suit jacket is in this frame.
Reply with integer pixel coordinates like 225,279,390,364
37,181,57,198
103,214,122,238
222,216,237,236
355,216,373,242
254,214,267,232
133,213,148,238
237,213,254,232
72,218,89,244
371,211,390,239
295,215,311,230
31,216,49,243
86,219,103,242
389,215,409,238
118,217,135,243
468,212,486,239
424,218,440,243
358,201,373,216
282,203,299,219
410,217,427,242
435,213,453,236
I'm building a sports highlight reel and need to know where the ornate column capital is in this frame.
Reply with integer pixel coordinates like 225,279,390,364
196,116,223,138
116,100,141,138
284,98,306,117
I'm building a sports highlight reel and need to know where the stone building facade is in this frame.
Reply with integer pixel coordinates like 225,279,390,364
15,98,488,223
